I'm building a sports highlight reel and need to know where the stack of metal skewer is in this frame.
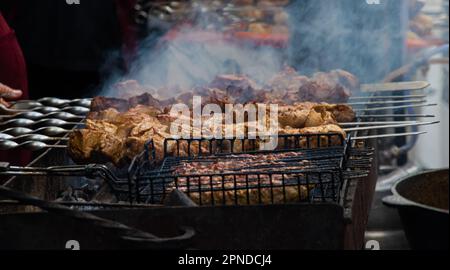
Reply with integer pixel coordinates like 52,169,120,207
0,98,90,151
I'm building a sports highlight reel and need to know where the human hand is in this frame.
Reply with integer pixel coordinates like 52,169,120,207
0,82,22,107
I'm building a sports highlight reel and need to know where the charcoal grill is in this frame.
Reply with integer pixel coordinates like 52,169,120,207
0,128,378,249
10,92,439,249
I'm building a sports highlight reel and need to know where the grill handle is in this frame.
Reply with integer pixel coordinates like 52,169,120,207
0,185,195,249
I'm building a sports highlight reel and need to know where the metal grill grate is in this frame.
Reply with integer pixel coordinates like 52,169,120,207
127,133,373,205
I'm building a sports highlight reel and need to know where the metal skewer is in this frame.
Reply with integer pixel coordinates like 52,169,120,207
11,98,91,109
0,118,81,128
354,103,437,112
356,114,436,119
0,105,90,115
343,121,439,132
351,131,428,140
0,133,69,142
0,127,71,136
31,106,90,115
0,140,67,151
339,121,418,126
361,81,430,92
347,99,427,106
0,111,85,121
348,94,427,100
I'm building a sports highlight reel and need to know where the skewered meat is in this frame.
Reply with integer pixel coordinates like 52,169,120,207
267,66,309,94
278,103,355,128
280,124,346,148
298,72,351,104
209,74,260,104
68,119,125,165
178,177,312,205
167,151,321,205
69,107,169,166
70,66,358,166
70,94,351,166
90,96,130,113
266,68,359,104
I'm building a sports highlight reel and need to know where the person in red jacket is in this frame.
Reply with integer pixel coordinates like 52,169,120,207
0,11,27,106
0,12,30,167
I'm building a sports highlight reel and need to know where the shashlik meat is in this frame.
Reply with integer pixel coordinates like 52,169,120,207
278,102,355,128
70,97,351,166
70,67,358,166
69,102,347,166
279,124,346,148
266,68,359,104
167,151,319,205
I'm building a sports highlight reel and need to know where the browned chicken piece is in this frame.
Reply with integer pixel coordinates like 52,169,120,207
280,124,346,148
312,103,356,123
278,108,310,128
304,109,336,127
278,102,354,128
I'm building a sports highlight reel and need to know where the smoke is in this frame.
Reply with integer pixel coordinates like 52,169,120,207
127,33,284,98
101,0,409,97
287,0,408,83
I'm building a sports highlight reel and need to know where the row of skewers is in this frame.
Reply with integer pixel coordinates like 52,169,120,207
0,81,440,151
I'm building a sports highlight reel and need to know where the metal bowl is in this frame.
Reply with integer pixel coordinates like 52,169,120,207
383,169,449,250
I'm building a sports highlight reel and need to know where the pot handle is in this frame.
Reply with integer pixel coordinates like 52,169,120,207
382,195,413,207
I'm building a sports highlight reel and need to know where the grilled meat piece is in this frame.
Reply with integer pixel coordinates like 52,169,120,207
267,66,309,94
70,66,358,166
69,107,169,166
167,152,318,205
209,74,260,103
278,103,355,128
128,93,164,109
266,68,358,104
90,92,167,114
280,124,346,148
312,103,356,123
90,96,130,113
68,119,125,165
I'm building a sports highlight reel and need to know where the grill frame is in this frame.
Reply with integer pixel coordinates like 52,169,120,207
126,133,373,206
